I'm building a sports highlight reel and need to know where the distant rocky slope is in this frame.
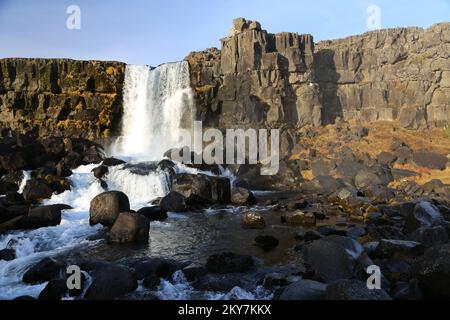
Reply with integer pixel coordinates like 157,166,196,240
186,18,450,132
0,59,125,139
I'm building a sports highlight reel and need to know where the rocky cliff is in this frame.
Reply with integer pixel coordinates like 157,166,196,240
186,18,450,132
0,58,125,140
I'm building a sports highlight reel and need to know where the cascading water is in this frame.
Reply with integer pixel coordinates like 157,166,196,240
115,61,194,159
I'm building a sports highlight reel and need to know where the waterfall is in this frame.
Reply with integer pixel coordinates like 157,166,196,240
115,61,194,159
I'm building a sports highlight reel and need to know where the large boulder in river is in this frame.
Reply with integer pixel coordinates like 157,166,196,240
404,201,444,234
22,204,70,229
22,257,65,284
412,244,450,298
303,236,364,282
231,187,256,205
108,212,150,244
137,206,168,221
171,173,231,205
84,263,138,300
22,179,54,203
160,191,187,212
241,212,266,229
89,191,130,227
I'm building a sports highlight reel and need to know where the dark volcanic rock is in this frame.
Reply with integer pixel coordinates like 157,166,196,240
0,248,16,261
326,280,392,300
160,191,187,212
277,279,327,300
231,187,256,205
92,165,108,179
22,257,65,284
406,226,449,248
193,273,251,292
254,235,279,251
22,204,69,229
108,212,150,244
303,236,363,282
102,158,126,167
206,252,254,274
22,179,54,203
412,244,450,298
411,151,448,170
373,239,423,259
122,257,178,281
84,263,137,300
89,191,130,227
137,206,168,221
405,201,444,233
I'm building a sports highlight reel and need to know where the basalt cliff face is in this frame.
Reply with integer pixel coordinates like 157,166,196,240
0,58,125,140
186,18,450,133
0,19,449,143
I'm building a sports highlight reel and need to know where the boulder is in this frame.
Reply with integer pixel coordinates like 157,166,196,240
92,165,108,179
241,212,266,229
38,279,68,300
23,204,68,229
412,244,450,298
377,152,398,165
22,257,65,284
206,252,254,274
0,248,16,261
193,273,250,292
303,236,364,282
281,211,316,227
89,191,130,227
171,173,214,204
84,263,137,300
108,212,150,244
123,257,178,280
159,191,187,212
277,280,327,300
0,181,19,195
137,206,168,221
326,280,392,300
354,169,382,190
411,151,448,170
231,187,256,205
254,235,279,251
405,201,444,233
373,239,423,259
22,179,54,203
407,226,449,248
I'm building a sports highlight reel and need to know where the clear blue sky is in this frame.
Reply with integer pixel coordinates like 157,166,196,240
0,0,449,66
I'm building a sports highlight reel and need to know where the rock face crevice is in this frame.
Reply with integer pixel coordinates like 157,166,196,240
186,18,450,131
0,58,125,140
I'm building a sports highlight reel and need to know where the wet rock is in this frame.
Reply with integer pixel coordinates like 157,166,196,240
407,226,449,248
142,275,161,290
159,191,187,213
303,236,363,282
254,235,279,251
38,279,68,300
411,151,448,170
22,204,69,229
412,244,450,298
102,158,126,167
0,181,19,195
137,206,168,221
171,173,217,205
22,257,65,284
206,252,254,274
277,279,327,300
346,226,367,239
304,230,324,242
84,263,138,300
231,187,256,205
373,239,423,259
382,260,412,283
108,212,150,244
0,248,15,261
405,201,444,233
281,211,316,227
325,280,392,300
182,263,208,282
123,257,178,280
241,212,266,229
89,191,130,227
193,273,251,292
92,165,108,179
22,179,54,203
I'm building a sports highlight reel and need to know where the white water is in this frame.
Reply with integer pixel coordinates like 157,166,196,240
113,62,194,159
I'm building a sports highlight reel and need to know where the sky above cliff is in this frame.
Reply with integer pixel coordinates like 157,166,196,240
0,0,449,66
